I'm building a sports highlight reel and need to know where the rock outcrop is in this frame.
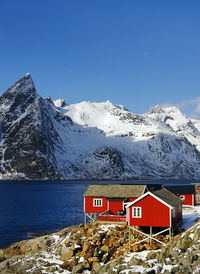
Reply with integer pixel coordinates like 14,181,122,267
1,221,200,273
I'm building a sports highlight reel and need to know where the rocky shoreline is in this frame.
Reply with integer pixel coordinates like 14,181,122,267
0,220,200,273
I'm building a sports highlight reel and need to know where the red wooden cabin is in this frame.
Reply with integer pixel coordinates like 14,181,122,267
83,184,147,223
164,185,196,206
126,188,182,227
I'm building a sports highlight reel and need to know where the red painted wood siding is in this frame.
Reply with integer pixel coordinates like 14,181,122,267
84,197,108,213
108,201,123,214
98,215,126,222
129,198,137,202
85,197,139,214
128,194,170,227
178,194,195,206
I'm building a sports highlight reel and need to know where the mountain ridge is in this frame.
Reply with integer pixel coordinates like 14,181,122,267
1,74,200,180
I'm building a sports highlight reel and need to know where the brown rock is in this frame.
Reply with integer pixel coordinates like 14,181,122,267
106,231,113,236
60,249,74,261
59,245,71,257
19,246,29,254
82,241,90,252
112,231,117,237
132,245,140,252
61,258,77,271
108,247,116,257
88,257,99,263
139,244,145,251
79,261,90,269
80,248,94,260
78,227,85,235
109,237,119,248
64,238,71,247
145,243,160,250
96,240,101,246
113,240,120,248
93,262,102,273
113,250,124,259
102,253,109,263
144,244,153,250
100,245,109,253
87,228,94,236
102,238,110,246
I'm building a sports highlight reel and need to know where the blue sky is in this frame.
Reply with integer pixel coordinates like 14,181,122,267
1,0,200,117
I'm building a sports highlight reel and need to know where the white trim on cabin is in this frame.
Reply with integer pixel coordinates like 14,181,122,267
125,191,173,209
126,207,129,223
142,185,148,195
93,198,103,207
124,202,131,208
192,194,194,206
107,200,109,210
169,208,172,227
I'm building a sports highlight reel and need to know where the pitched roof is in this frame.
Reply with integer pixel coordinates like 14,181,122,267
146,184,163,192
153,188,183,207
83,184,146,198
126,188,183,209
164,185,195,195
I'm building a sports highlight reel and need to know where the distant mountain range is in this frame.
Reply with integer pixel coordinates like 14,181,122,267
1,74,200,180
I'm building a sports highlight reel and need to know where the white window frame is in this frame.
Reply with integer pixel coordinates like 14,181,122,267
179,195,185,200
93,198,102,207
132,207,142,218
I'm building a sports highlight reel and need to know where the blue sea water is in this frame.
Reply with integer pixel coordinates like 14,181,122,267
0,179,198,248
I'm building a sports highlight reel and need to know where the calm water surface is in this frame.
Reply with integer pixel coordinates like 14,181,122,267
0,179,198,248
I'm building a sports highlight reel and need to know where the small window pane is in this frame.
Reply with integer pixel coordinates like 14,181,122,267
132,207,141,218
93,199,102,207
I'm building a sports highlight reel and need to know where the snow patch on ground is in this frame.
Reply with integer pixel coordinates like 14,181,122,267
181,205,200,230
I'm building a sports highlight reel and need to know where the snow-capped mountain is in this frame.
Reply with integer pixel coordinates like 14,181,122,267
1,74,200,180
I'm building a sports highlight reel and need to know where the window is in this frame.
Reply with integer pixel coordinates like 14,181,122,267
93,199,102,207
179,195,185,200
132,207,141,218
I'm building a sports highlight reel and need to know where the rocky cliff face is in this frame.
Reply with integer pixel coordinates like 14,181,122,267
0,74,63,179
1,74,200,180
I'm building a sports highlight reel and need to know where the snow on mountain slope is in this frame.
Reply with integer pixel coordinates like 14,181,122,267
1,74,200,180
53,98,200,179
148,105,200,151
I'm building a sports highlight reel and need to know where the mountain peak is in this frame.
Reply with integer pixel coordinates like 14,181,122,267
4,73,35,96
25,72,30,78
149,105,165,114
149,105,181,115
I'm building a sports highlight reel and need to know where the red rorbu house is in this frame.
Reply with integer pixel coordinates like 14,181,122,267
83,184,147,224
126,188,183,228
164,185,196,206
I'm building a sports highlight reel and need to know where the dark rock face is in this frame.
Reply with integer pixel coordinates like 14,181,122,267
0,74,61,179
87,146,125,178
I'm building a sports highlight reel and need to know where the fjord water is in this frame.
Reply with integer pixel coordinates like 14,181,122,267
0,179,197,248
